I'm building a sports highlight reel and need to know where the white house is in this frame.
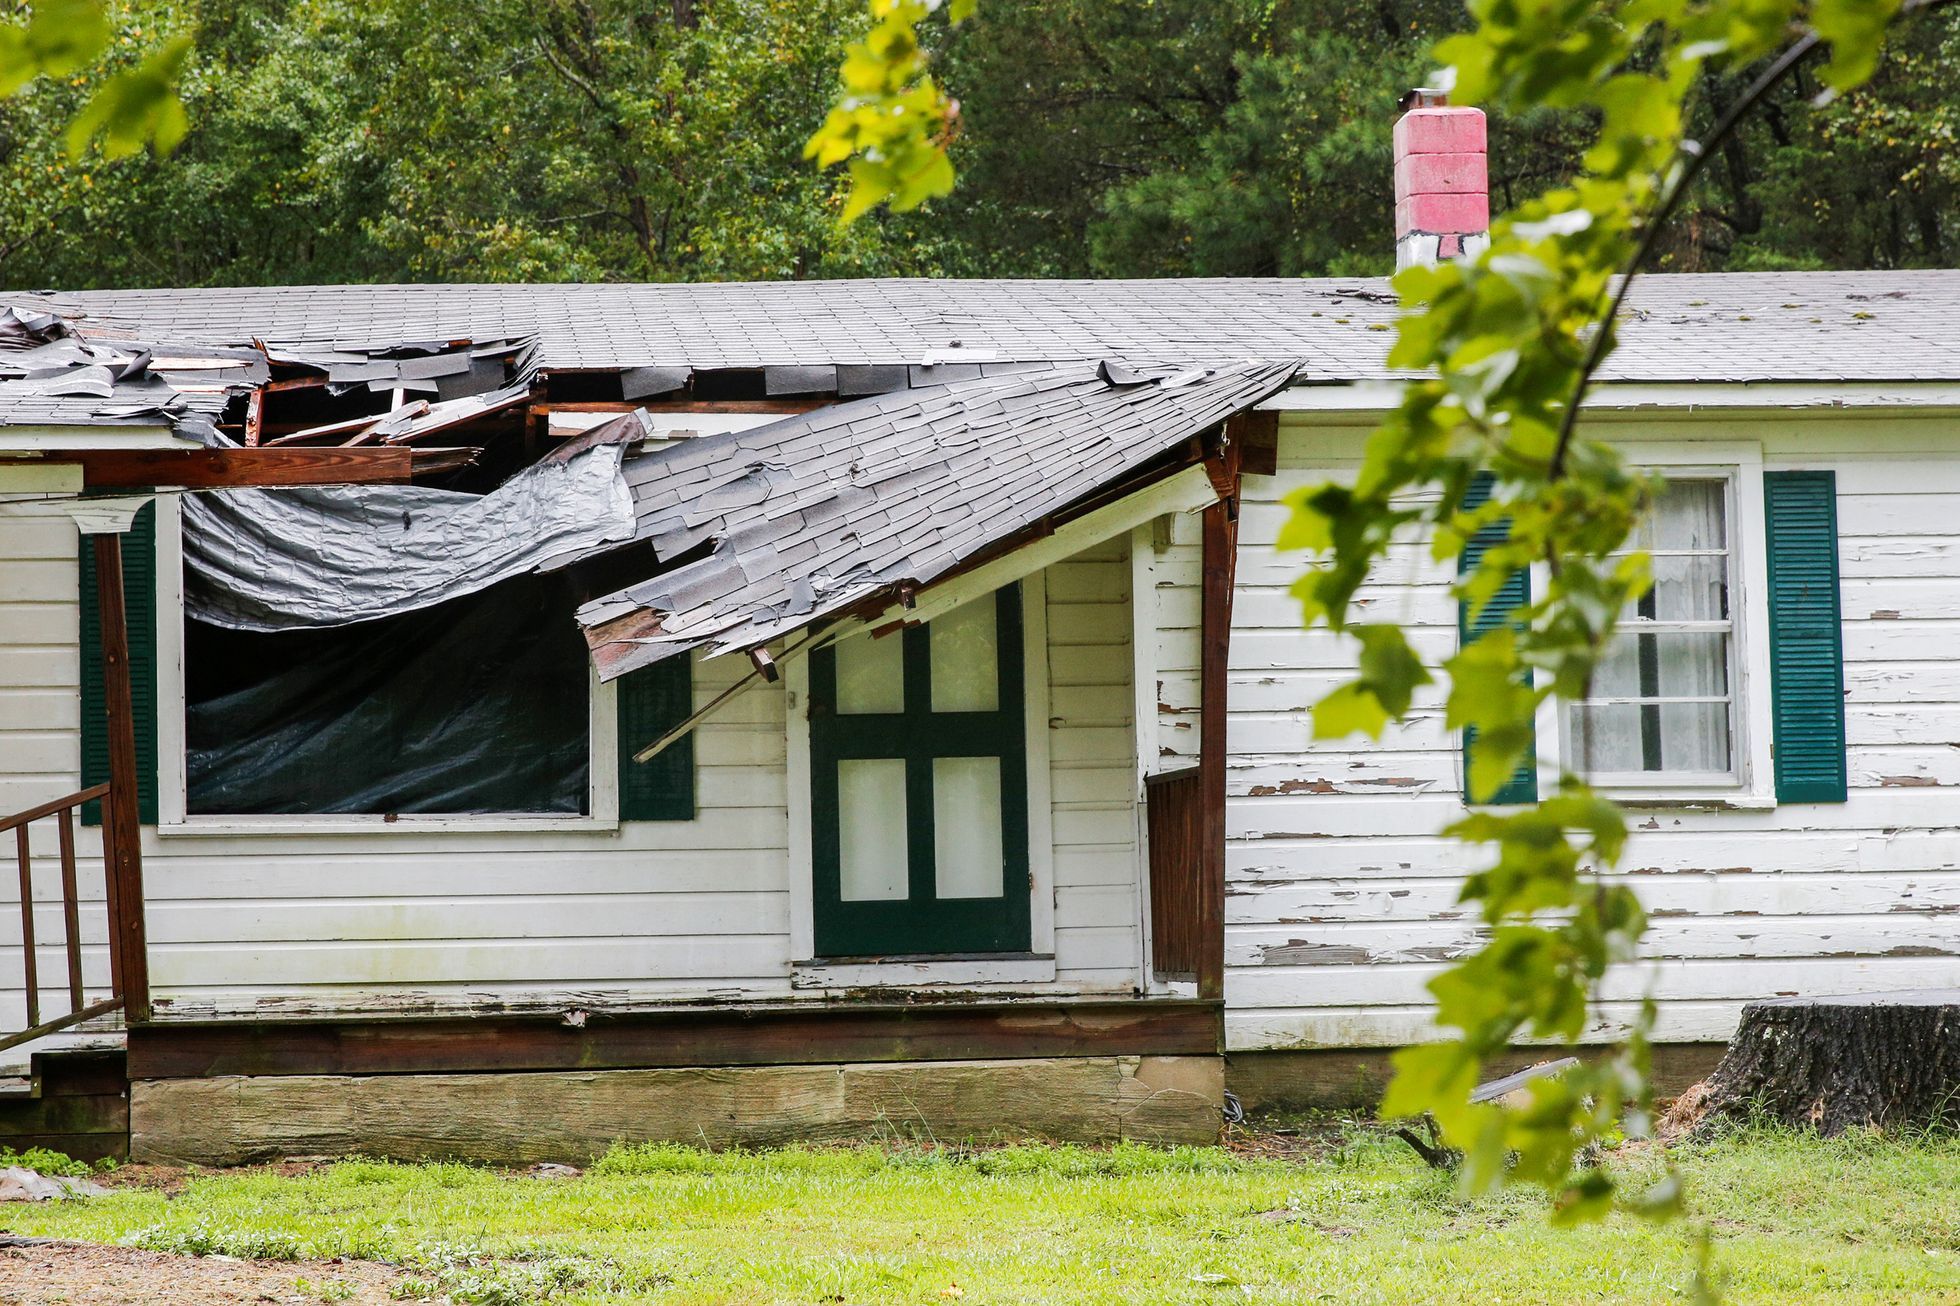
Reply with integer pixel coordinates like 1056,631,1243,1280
1,105,1955,1161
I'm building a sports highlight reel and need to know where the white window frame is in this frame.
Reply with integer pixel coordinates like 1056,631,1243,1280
786,572,1057,988
153,496,621,836
1533,442,1776,808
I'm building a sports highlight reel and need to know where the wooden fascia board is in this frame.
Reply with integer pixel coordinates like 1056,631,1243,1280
60,445,476,489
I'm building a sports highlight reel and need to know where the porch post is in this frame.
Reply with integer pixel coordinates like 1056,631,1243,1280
71,500,152,1024
1196,431,1244,1004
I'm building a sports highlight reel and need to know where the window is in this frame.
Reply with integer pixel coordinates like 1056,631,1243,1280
1564,477,1738,786
807,585,1032,958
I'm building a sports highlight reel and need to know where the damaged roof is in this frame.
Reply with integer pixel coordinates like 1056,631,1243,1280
1,299,539,435
578,358,1298,678
9,269,1960,386
0,304,235,431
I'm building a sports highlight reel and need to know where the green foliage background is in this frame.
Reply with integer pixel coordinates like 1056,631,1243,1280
3,0,1954,289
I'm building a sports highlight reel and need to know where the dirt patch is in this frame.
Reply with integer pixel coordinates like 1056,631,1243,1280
82,1159,334,1200
0,1239,415,1305
1225,1116,1379,1162
1657,1078,1717,1141
88,1164,193,1197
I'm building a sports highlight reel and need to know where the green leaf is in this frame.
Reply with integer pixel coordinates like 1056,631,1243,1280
1812,0,1903,90
1551,1168,1616,1226
838,159,898,224
1353,624,1431,718
24,0,108,77
889,146,955,211
0,25,33,98
1311,682,1389,740
64,32,194,161
1381,1041,1476,1121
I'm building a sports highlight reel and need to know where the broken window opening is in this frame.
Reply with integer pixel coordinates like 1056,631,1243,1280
184,573,592,817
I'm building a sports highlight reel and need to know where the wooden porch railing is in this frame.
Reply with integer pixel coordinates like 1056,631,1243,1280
1145,766,1205,984
0,784,128,1055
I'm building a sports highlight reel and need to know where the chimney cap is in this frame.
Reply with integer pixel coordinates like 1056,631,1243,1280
1398,87,1450,113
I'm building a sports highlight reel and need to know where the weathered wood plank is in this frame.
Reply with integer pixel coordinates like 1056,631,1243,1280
1225,998,1750,1050
131,1055,1224,1165
147,935,794,989
70,446,470,489
1226,1044,1724,1112
127,999,1223,1080
1227,955,1960,1010
1226,913,1960,968
1228,870,1960,922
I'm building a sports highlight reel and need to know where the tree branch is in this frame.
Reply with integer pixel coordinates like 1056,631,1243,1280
1547,30,1819,477
1547,0,1958,479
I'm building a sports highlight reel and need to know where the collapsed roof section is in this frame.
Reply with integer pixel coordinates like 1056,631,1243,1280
1,301,536,463
577,358,1299,680
0,304,235,430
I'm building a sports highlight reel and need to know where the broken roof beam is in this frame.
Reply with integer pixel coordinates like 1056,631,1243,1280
261,410,406,446
533,398,829,417
56,445,477,490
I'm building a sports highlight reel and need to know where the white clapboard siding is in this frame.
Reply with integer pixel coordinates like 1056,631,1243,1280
1227,954,1960,1012
1230,869,1960,922
1227,1000,1749,1049
0,504,1147,1025
1045,537,1145,987
1208,410,1960,1050
0,508,119,1060
1225,912,1960,967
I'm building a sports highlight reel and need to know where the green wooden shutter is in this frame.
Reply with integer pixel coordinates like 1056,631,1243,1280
78,503,159,826
616,654,695,820
1764,470,1847,803
1458,472,1536,804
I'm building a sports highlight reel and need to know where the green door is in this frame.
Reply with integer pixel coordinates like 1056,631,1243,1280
810,585,1032,958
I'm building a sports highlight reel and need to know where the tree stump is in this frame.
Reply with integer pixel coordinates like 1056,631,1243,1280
1670,990,1960,1137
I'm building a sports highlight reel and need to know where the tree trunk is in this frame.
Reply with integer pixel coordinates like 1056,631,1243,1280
1670,991,1960,1137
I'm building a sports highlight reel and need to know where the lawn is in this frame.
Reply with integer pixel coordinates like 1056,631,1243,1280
1,1123,1956,1304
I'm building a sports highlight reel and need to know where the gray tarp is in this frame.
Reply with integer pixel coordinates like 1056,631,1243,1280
183,442,636,631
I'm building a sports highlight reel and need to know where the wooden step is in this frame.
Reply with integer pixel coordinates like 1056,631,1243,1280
0,1050,128,1164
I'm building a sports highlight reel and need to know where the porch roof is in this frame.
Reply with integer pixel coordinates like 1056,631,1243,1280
578,358,1298,679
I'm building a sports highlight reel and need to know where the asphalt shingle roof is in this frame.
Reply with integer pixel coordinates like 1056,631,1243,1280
577,358,1298,677
9,269,1958,385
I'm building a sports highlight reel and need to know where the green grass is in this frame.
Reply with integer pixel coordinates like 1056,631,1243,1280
3,1126,1958,1303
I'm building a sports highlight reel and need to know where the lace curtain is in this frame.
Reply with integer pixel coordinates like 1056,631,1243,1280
1567,479,1732,776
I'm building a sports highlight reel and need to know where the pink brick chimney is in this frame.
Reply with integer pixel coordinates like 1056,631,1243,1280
1393,88,1489,269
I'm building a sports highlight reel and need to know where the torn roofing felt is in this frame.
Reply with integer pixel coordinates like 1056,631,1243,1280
577,358,1299,680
